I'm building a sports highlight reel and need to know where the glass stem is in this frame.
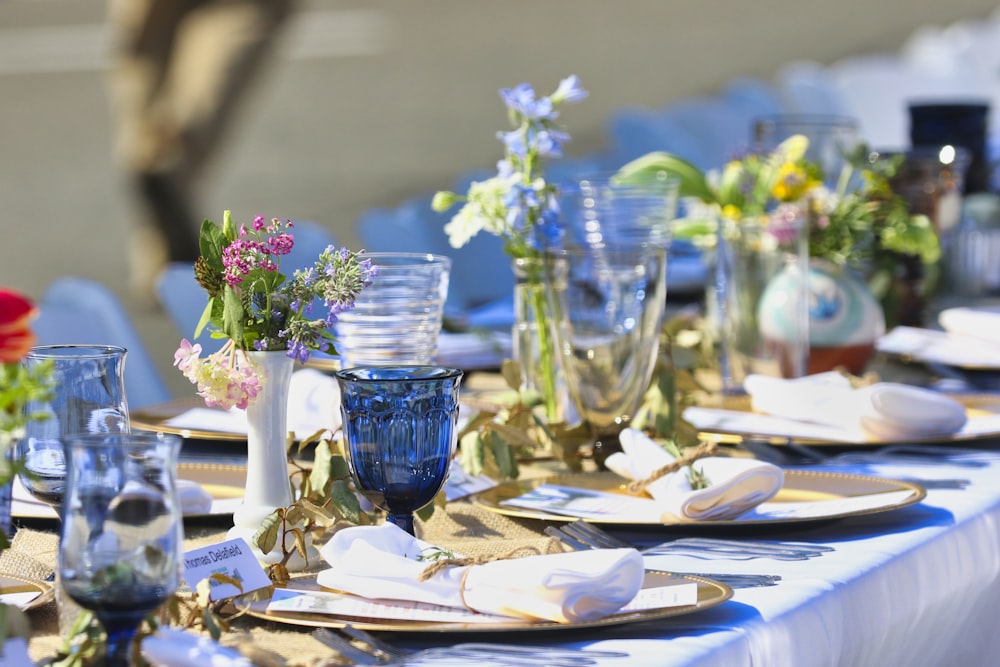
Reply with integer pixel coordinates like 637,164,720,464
103,625,139,667
387,512,416,536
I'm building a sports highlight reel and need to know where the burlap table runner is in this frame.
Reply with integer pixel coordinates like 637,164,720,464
10,500,558,665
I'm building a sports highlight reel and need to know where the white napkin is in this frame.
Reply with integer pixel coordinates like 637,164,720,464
939,307,1000,346
604,429,784,521
142,627,252,667
286,368,342,439
744,373,968,440
177,479,213,515
316,523,643,623
165,369,341,440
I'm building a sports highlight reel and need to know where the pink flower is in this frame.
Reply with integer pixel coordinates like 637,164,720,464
173,339,202,371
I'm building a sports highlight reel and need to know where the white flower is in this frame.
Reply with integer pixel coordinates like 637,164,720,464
443,175,517,248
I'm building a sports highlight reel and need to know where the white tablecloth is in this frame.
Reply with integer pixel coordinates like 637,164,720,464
422,454,1000,667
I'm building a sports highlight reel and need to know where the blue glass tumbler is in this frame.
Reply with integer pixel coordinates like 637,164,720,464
335,366,463,535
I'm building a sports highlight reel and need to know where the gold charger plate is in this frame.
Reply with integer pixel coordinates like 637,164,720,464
473,470,925,527
239,570,732,633
0,573,54,611
131,398,246,442
689,392,1000,447
11,462,247,520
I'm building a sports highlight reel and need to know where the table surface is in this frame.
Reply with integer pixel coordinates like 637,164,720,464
15,447,1000,667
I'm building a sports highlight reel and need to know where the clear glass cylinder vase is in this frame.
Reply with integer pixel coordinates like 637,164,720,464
715,212,810,394
511,256,566,423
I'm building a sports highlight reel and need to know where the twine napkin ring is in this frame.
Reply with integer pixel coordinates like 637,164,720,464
626,440,718,494
417,542,563,611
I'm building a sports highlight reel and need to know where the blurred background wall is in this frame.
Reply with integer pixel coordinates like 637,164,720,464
1,0,998,393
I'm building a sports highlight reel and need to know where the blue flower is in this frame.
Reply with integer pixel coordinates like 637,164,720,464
499,129,528,158
499,83,555,121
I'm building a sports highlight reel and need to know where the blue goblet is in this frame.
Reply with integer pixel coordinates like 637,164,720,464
335,366,463,535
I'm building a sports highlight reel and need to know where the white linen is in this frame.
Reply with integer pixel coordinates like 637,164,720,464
316,523,643,623
743,372,968,440
164,368,341,440
876,325,1000,368
938,306,1000,345
141,627,252,667
604,428,784,521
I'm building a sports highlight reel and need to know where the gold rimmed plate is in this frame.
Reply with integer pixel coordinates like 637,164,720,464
237,570,731,633
11,462,247,520
0,574,54,611
131,398,247,442
684,392,1000,447
472,470,925,528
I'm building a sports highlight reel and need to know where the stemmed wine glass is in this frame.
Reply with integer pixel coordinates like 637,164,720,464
546,176,675,467
334,366,463,535
15,344,129,518
59,432,183,667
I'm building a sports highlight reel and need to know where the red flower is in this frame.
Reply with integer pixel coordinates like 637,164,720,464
0,288,37,363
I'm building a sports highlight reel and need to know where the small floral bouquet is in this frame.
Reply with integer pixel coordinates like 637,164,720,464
431,76,587,422
0,288,54,524
174,211,376,409
615,136,938,271
616,135,819,247
431,75,588,258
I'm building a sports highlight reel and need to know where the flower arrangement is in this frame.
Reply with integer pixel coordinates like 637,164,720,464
431,75,588,258
430,76,587,422
615,136,939,271
0,288,53,472
174,211,376,409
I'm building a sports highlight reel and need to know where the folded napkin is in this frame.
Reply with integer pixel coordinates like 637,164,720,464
939,307,1000,346
286,368,342,439
142,627,252,667
744,372,968,440
316,523,643,623
177,479,214,515
165,368,341,440
605,429,784,521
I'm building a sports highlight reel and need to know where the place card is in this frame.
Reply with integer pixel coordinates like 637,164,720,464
182,538,272,601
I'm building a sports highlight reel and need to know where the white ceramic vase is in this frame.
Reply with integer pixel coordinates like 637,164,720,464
228,350,314,569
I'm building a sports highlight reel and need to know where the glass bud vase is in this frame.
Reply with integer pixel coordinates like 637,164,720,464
511,256,566,423
228,350,315,570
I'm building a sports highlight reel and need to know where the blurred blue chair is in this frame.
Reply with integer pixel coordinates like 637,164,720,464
156,219,338,354
33,276,171,409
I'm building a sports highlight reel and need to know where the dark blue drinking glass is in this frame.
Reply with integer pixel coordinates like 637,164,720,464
335,366,464,535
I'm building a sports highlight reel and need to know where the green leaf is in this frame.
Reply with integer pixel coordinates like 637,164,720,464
309,440,333,493
221,285,245,345
500,359,523,391
199,218,227,267
486,430,519,479
329,479,362,524
459,431,486,477
193,298,214,339
252,510,282,555
615,151,716,203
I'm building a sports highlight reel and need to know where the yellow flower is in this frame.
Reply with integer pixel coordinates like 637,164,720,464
721,204,742,221
771,162,816,202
